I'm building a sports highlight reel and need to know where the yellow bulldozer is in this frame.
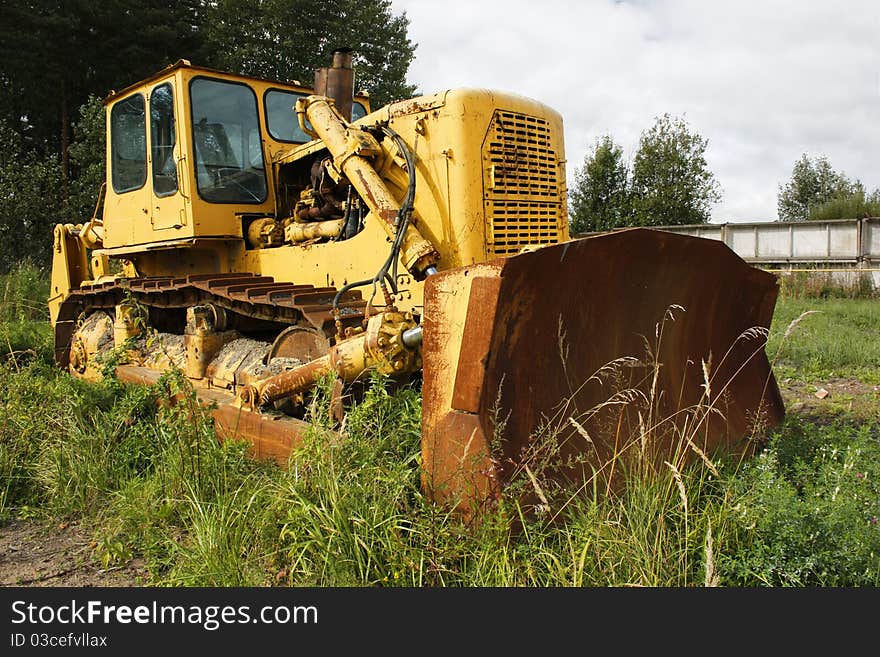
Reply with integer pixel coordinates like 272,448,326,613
48,49,784,512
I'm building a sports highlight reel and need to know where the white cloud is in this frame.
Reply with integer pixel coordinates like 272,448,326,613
389,0,880,222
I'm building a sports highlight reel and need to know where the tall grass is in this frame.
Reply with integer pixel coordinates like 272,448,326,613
0,261,52,360
776,268,876,301
767,298,880,383
1,356,751,586
1,261,878,586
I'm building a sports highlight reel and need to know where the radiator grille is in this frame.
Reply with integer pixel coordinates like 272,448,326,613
483,110,564,257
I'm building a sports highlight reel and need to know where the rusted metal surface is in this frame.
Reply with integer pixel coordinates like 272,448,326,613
422,228,785,510
421,409,498,514
257,355,332,404
268,326,331,362
420,262,503,509
313,48,354,123
115,365,319,466
449,276,502,413
53,272,369,364
386,93,446,120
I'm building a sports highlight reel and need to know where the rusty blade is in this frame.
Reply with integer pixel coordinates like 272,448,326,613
422,228,785,509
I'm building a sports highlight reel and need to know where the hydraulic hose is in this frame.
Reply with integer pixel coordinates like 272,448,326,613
331,126,419,314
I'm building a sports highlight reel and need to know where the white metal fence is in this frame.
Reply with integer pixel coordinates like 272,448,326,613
583,218,880,288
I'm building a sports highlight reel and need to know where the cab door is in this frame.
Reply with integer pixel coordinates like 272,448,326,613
107,92,149,247
148,82,188,232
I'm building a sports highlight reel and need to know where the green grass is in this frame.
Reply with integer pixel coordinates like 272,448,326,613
1,262,878,587
722,417,880,586
768,298,880,383
0,261,52,360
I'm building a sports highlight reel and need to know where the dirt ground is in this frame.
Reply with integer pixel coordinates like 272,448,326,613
2,376,877,588
776,375,880,420
0,519,147,587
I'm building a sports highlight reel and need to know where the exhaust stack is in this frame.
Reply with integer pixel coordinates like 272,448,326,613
314,48,354,121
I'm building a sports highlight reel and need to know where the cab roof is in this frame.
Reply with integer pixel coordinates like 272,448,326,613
102,59,370,106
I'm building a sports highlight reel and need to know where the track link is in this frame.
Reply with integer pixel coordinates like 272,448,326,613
53,273,368,366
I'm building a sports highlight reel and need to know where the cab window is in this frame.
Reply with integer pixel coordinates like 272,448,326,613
190,77,267,204
110,94,147,193
265,88,367,143
150,83,178,197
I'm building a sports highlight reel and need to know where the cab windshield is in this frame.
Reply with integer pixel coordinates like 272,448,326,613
190,77,267,204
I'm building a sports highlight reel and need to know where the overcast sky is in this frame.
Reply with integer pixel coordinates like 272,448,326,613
387,0,879,223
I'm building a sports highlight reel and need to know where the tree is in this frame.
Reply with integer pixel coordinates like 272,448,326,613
0,119,63,271
201,0,417,108
568,135,630,234
0,98,106,271
0,0,205,192
777,154,866,221
630,113,721,226
808,187,880,221
66,96,107,224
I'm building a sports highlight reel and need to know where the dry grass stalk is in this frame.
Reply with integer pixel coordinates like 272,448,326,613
701,357,712,402
684,435,721,478
704,520,719,587
665,460,688,518
524,464,549,511
782,310,821,341
568,417,593,444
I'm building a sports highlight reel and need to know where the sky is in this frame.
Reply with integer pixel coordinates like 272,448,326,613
387,0,879,223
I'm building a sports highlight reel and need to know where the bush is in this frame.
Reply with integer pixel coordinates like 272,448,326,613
809,190,880,222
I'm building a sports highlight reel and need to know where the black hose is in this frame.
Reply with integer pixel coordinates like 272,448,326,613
335,185,355,241
369,127,416,287
331,125,417,314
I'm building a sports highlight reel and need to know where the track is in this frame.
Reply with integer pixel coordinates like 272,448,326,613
53,272,369,366
51,272,372,464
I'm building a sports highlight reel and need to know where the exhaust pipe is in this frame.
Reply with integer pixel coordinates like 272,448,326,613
314,47,354,121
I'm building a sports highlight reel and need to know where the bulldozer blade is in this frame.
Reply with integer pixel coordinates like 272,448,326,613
421,228,785,512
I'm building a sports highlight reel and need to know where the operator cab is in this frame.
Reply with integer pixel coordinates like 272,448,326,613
100,60,369,251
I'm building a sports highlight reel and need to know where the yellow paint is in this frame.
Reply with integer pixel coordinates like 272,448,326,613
50,61,567,333
48,224,88,324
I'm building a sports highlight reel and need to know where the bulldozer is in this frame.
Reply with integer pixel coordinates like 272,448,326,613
49,49,785,512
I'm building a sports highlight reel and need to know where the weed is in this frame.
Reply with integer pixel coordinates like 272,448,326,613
721,418,880,586
776,269,877,301
2,259,878,586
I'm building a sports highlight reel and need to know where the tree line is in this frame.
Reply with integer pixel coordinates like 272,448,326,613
568,114,721,234
0,0,415,271
777,154,880,222
568,115,878,234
